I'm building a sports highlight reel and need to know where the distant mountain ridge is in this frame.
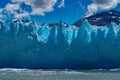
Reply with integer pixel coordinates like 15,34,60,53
73,10,120,27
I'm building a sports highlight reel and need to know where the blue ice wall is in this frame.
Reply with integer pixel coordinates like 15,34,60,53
0,19,120,69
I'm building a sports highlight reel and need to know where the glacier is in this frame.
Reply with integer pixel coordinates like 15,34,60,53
0,19,120,69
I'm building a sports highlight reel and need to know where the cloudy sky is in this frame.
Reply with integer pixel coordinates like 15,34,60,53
0,0,120,24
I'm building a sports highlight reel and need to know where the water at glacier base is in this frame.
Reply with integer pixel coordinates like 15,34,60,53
0,68,120,80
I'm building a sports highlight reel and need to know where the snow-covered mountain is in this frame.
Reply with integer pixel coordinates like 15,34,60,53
0,10,120,69
73,10,120,27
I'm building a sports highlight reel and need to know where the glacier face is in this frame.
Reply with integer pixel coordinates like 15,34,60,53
0,19,120,69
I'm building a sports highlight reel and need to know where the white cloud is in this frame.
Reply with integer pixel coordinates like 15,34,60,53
0,8,3,13
86,4,98,17
14,11,29,18
58,0,65,8
86,0,120,16
0,0,65,19
12,0,31,5
3,3,29,18
0,8,5,18
5,3,20,14
0,14,4,18
31,0,57,16
11,0,57,16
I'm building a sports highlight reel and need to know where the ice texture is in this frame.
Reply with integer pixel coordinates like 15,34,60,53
0,19,120,69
